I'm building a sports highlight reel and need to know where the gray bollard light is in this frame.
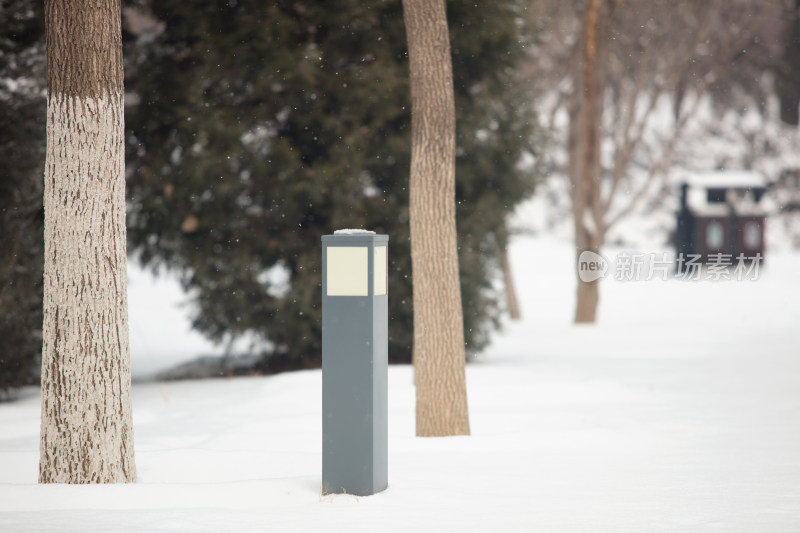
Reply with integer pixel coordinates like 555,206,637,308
321,229,388,496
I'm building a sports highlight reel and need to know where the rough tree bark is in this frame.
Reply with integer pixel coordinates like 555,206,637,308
402,0,470,437
39,0,136,483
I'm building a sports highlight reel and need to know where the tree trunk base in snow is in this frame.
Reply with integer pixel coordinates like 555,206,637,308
574,278,599,323
501,244,522,321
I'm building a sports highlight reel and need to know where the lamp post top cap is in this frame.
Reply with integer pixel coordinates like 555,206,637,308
334,229,376,235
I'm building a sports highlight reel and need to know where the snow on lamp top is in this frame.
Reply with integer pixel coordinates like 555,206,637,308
334,229,375,235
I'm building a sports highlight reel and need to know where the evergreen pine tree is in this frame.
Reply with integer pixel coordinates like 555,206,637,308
0,0,46,399
124,0,538,370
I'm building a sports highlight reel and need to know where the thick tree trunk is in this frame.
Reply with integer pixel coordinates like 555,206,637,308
39,0,136,483
403,0,470,437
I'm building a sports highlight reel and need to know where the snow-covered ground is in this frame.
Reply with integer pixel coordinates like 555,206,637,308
1,233,799,532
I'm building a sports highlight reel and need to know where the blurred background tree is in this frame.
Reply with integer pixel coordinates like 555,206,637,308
524,0,794,323
122,0,540,371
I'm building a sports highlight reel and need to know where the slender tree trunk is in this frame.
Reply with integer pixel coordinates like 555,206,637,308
574,240,600,323
39,0,136,483
499,225,521,321
501,247,522,321
403,0,470,437
573,0,603,324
